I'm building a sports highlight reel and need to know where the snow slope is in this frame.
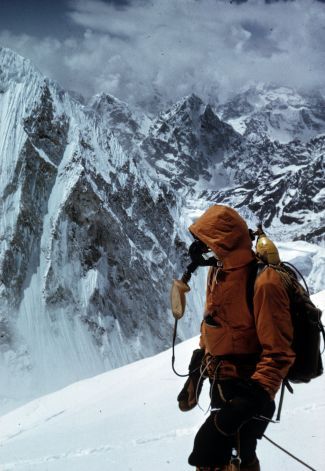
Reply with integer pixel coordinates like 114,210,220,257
0,292,324,471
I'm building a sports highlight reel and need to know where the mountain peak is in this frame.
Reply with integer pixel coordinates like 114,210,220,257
89,92,127,110
176,93,205,114
156,93,206,127
182,93,204,106
0,46,42,85
0,45,27,64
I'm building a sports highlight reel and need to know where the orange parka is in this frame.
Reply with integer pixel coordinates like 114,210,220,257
189,205,295,399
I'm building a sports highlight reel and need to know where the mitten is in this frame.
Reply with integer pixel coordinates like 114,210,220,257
177,348,205,411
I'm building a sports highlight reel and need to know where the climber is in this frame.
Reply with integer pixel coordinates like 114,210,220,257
178,205,295,471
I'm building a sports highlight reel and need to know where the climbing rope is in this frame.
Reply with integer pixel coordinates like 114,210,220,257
263,434,317,471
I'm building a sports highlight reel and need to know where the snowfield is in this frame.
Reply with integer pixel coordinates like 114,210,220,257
0,292,324,471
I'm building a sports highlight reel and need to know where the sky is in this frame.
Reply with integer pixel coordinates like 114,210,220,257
1,0,325,111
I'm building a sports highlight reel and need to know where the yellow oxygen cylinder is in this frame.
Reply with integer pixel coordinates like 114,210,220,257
255,226,280,265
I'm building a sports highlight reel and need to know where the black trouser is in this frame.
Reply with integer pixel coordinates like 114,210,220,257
188,379,275,468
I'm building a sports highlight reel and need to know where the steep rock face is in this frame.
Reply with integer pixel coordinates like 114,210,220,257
24,85,69,165
0,50,69,342
42,161,182,368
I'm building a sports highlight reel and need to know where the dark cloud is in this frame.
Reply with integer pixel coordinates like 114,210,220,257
240,21,284,57
86,0,135,9
0,0,73,38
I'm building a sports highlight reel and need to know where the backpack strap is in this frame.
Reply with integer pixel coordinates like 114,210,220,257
252,261,295,422
247,260,266,314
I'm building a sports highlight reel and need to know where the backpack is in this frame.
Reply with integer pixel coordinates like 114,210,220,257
253,225,324,385
259,261,324,384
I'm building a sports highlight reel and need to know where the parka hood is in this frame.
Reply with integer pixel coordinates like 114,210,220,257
189,205,254,269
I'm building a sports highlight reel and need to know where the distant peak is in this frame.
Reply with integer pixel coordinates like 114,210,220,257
180,93,204,108
89,92,128,110
159,93,206,121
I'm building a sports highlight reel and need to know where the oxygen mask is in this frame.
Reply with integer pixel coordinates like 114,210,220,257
170,238,220,320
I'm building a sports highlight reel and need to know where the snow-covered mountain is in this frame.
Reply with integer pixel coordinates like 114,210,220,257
141,94,241,189
0,46,324,402
89,93,151,152
218,84,325,144
0,290,324,471
140,90,324,244
204,134,325,244
0,47,202,400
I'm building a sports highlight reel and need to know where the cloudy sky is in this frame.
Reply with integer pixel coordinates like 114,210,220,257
1,0,325,110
